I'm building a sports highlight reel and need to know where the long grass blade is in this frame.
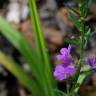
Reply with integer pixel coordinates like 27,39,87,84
29,0,57,96
0,51,41,96
0,16,47,95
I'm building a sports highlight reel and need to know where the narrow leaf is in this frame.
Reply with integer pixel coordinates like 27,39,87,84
29,0,57,96
0,16,45,92
69,11,80,31
0,51,41,96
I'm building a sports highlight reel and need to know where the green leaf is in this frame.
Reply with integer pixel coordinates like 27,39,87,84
0,14,58,96
77,0,83,4
54,89,67,96
0,16,47,96
84,28,91,49
0,51,41,96
74,74,86,93
71,92,78,96
64,38,80,46
74,64,91,93
29,0,58,96
69,11,80,31
81,64,91,72
0,16,42,77
91,28,96,37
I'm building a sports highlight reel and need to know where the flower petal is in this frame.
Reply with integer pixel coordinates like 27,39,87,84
68,44,72,53
85,55,96,69
53,64,77,81
56,55,64,60
60,48,68,55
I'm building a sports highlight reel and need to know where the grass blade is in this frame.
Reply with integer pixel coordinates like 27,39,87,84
29,0,57,96
0,16,48,94
0,51,41,96
0,16,60,96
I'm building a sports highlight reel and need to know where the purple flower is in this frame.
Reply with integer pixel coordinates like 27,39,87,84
54,64,77,81
85,55,96,69
53,44,77,81
56,44,73,67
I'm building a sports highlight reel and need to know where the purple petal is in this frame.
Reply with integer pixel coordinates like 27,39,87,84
56,74,67,81
53,64,66,80
54,64,64,75
68,44,72,53
62,58,73,67
56,55,64,60
53,64,77,81
60,48,68,55
85,55,96,69
66,65,77,76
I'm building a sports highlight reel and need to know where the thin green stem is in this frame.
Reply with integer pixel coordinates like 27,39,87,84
70,20,85,94
70,1,88,95
80,19,85,60
66,81,70,96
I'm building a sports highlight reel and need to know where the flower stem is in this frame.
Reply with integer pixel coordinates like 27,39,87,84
70,1,88,95
66,81,70,96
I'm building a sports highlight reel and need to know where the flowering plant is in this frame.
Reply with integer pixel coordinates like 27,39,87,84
54,45,77,81
54,0,95,95
0,0,94,96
